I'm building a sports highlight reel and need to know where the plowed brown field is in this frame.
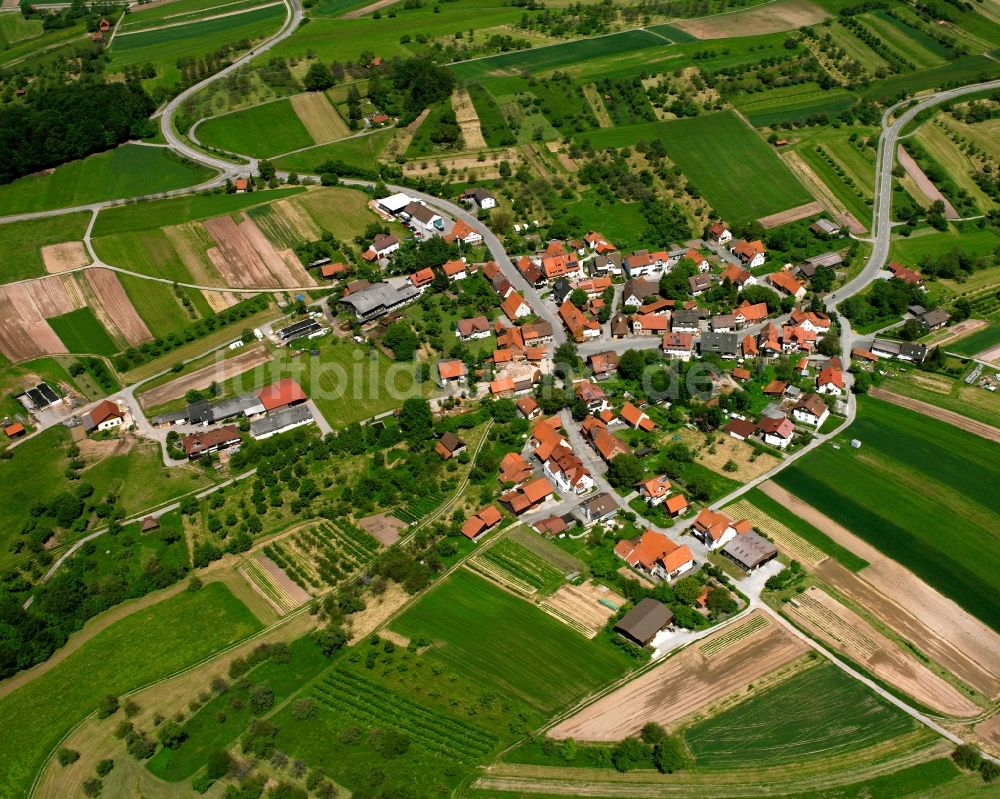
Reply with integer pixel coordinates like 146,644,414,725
0,275,84,360
83,269,152,346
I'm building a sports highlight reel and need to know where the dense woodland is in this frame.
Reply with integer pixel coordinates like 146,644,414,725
0,82,155,184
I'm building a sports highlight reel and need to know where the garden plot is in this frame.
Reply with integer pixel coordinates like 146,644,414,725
239,553,309,614
203,213,316,288
290,91,350,143
82,268,152,347
678,428,780,483
549,610,808,741
540,581,624,639
467,539,564,597
40,241,89,273
0,274,84,360
263,519,383,593
786,587,981,717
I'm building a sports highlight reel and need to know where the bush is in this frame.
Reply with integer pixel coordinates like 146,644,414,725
158,721,186,749
96,759,114,777
57,748,80,766
97,694,120,719
205,749,232,780
982,761,1000,783
611,737,650,772
191,774,215,794
250,684,275,715
82,778,102,797
953,743,983,771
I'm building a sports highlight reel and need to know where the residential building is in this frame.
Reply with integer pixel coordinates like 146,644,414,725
544,447,594,494
500,476,554,514
615,530,694,581
909,305,950,330
792,393,829,427
700,331,739,358
498,451,533,485
456,316,490,340
688,273,713,296
460,505,503,540
460,187,496,209
622,278,659,308
437,359,467,388
638,475,672,506
733,300,768,326
559,300,600,341
435,432,467,459
731,239,766,268
574,380,608,411
631,314,670,335
502,291,532,320
591,427,630,463
707,221,732,245
870,338,927,362
692,508,749,550
580,492,618,524
720,263,756,290
516,395,540,420
888,262,924,287
816,364,845,394
83,399,125,433
182,425,241,458
768,269,806,300
363,233,400,261
671,309,703,333
758,414,795,448
724,418,757,441
661,331,694,361
589,351,619,380
620,401,655,431
444,219,483,245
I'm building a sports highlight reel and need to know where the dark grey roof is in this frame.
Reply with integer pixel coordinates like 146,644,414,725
582,492,617,518
804,251,843,268
722,531,778,570
152,409,190,425
623,278,658,302
700,332,739,356
250,405,313,438
277,318,321,340
25,383,59,408
206,392,261,423
339,281,421,320
403,201,437,224
614,598,673,645
187,400,212,424
552,278,572,303
672,310,703,328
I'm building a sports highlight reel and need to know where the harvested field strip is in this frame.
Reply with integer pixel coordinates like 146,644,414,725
452,86,487,150
245,198,322,250
727,498,826,566
138,344,272,407
0,275,84,360
290,91,350,143
240,556,299,614
548,610,807,741
311,668,497,763
540,582,621,639
82,268,152,347
791,591,880,657
699,615,769,659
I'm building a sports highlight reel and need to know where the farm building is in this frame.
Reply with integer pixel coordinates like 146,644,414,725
250,405,314,440
377,193,412,215
4,422,25,438
870,338,927,363
614,598,673,647
461,187,497,209
339,280,421,322
257,379,307,413
500,476,553,515
24,383,61,409
140,516,159,532
182,425,241,458
460,505,503,540
722,530,778,572
275,318,323,344
435,432,466,460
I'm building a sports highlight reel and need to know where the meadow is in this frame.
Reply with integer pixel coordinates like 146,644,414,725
0,146,213,216
91,187,306,237
272,128,393,173
117,0,273,32
862,54,1000,102
391,569,632,713
732,83,857,126
1,213,91,283
947,323,1000,357
794,127,878,225
684,662,919,768
47,307,119,356
0,582,261,799
578,111,813,223
196,98,315,158
774,396,1000,631
880,370,1000,428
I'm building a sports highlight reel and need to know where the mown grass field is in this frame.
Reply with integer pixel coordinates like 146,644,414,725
47,307,118,355
947,322,1000,357
684,662,919,768
773,396,1000,632
888,224,1000,266
115,273,199,339
196,98,315,158
92,187,306,236
392,569,632,713
578,111,813,223
793,127,878,224
117,0,272,32
733,83,856,126
273,128,392,173
915,121,995,213
293,186,382,240
1,213,91,283
0,146,213,215
0,582,261,799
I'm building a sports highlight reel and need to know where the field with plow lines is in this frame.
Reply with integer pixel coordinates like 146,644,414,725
263,520,381,592
698,614,770,659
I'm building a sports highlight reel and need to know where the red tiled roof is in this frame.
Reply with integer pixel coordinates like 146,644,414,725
437,359,467,380
410,267,434,287
88,399,123,426
768,270,804,295
499,451,533,484
818,366,845,389
258,378,307,411
664,493,688,515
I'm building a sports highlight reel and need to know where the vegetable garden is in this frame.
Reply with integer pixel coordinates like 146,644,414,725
263,520,381,592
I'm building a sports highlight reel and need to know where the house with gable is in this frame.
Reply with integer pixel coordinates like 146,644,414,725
615,530,694,581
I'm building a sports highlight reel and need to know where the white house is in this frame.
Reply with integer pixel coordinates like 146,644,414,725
639,475,673,507
758,415,795,449
692,508,745,551
543,447,594,495
792,393,829,427
708,221,732,245
84,400,125,433
731,239,767,269
614,530,694,581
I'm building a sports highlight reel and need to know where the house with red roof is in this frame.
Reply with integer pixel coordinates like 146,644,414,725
83,399,125,433
500,476,554,514
817,364,845,394
758,414,795,448
363,233,400,261
620,401,655,432
888,262,924,288
461,505,503,540
724,418,757,441
730,239,766,268
664,493,689,518
437,359,467,388
767,269,806,300
516,395,540,420
591,428,630,463
792,393,830,427
498,451,534,486
631,314,670,335
661,331,694,361
456,316,490,340
442,259,468,281
721,263,756,291
733,300,768,327
543,446,594,494
574,380,608,412
501,291,532,320
615,530,694,581
790,308,831,334
692,508,743,550
410,267,435,290
258,379,307,412
559,300,600,342
781,325,816,353
444,219,483,245
320,262,349,279
708,221,732,244
639,475,672,506
182,425,241,459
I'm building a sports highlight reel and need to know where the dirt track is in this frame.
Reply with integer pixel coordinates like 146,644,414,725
761,481,1000,698
139,343,272,407
869,387,1000,442
549,610,807,741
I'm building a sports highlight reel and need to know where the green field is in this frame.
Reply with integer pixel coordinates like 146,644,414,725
117,0,272,32
196,98,315,158
733,83,857,126
91,187,307,236
391,569,631,713
862,53,1000,102
737,488,869,571
1,213,91,283
564,192,651,251
450,29,668,82
110,3,286,88
774,396,1000,631
684,662,919,768
0,146,213,215
948,323,1000,357
880,372,1000,429
272,128,392,173
0,582,261,799
47,307,118,355
0,12,42,45
578,111,813,224
889,224,1000,266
